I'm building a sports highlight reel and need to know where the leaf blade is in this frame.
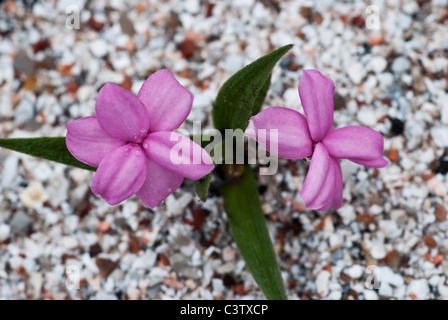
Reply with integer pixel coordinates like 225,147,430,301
213,44,292,131
251,73,271,117
222,165,286,300
0,137,96,171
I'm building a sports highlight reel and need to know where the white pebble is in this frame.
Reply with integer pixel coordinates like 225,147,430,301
89,39,109,58
347,62,365,84
0,224,10,242
369,56,387,73
370,243,386,259
345,265,364,279
407,279,430,300
357,108,377,127
337,205,356,225
391,56,410,74
315,270,331,297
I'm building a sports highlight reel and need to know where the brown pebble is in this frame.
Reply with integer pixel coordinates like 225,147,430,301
95,258,118,278
23,75,38,91
340,272,352,283
369,33,385,46
234,283,246,296
300,6,313,23
89,243,102,257
388,149,399,162
32,39,51,54
351,15,365,27
96,221,110,233
422,172,435,181
384,249,401,268
58,64,72,77
422,235,437,248
432,255,444,266
314,12,323,25
178,38,196,58
204,1,215,18
66,81,79,94
128,238,141,254
119,13,136,36
120,75,132,91
164,278,184,290
87,14,104,32
435,204,447,222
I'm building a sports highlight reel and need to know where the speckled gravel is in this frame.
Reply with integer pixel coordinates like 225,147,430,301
1,0,448,300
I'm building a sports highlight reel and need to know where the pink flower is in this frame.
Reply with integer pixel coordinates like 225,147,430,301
66,69,214,207
246,70,387,211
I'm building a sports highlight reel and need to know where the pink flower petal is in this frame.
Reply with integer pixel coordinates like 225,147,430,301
95,83,149,142
298,69,335,142
300,143,337,210
91,144,147,205
349,157,389,168
245,107,313,159
137,69,193,132
136,157,184,208
322,126,388,168
143,131,214,180
66,116,126,167
331,157,344,209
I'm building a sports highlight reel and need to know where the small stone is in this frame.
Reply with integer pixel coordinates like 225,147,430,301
14,96,35,126
315,270,331,297
391,56,411,74
347,62,365,84
0,223,11,242
384,250,401,268
345,265,364,279
126,287,140,300
89,39,109,58
32,39,51,54
388,149,399,162
422,235,437,248
95,258,118,278
178,38,196,58
407,279,430,300
13,51,36,75
10,212,33,236
369,56,387,73
87,14,105,32
337,205,356,224
164,278,184,290
119,13,135,36
1,156,18,188
370,243,386,260
222,246,236,262
357,108,377,126
19,181,48,209
435,204,447,222
369,33,385,46
363,290,379,300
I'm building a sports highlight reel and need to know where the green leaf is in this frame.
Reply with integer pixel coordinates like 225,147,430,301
194,171,213,202
0,137,96,171
222,164,286,300
213,44,292,131
251,73,271,117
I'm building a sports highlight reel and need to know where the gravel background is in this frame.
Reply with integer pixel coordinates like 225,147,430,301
1,0,448,300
